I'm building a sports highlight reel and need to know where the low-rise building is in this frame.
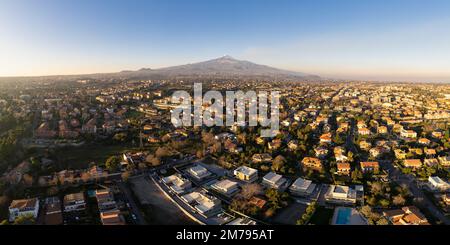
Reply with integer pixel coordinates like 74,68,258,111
438,156,450,167
336,162,351,175
289,178,316,197
262,172,287,190
401,129,417,139
377,126,388,134
9,198,39,222
226,218,257,225
162,174,192,195
319,133,332,144
403,159,422,169
360,161,380,173
211,179,239,196
418,138,431,145
427,176,449,192
187,164,212,181
324,185,357,205
95,189,118,212
251,153,272,163
181,191,222,218
383,206,429,225
301,157,323,171
443,194,450,206
424,158,439,167
63,192,86,212
100,210,126,225
234,166,258,182
358,127,371,136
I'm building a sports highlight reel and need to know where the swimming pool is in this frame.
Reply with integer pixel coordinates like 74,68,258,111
335,207,352,225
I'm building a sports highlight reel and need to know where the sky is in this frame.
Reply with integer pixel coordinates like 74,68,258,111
1,0,450,82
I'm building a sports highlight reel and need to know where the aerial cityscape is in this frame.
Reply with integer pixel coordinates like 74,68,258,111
0,0,450,229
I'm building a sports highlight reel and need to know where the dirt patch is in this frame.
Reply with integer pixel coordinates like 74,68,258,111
271,202,308,225
130,176,196,225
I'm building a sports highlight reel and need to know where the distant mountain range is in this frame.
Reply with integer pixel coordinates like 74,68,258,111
0,56,320,82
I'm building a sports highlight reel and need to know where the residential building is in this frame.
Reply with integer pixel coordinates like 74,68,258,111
320,133,332,144
262,172,287,190
383,206,429,225
100,210,126,225
181,191,222,218
360,161,380,173
63,192,86,212
226,218,257,225
324,185,357,205
9,198,40,222
427,176,449,192
401,129,417,139
95,189,118,212
187,164,212,181
234,166,258,182
424,158,439,167
377,126,388,134
162,174,192,195
443,194,450,206
211,179,239,196
336,162,351,175
358,127,371,136
438,156,450,167
418,138,431,145
289,178,316,197
301,157,323,171
251,153,272,163
403,159,422,169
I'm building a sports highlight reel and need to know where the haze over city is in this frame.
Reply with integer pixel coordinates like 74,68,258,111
1,0,450,82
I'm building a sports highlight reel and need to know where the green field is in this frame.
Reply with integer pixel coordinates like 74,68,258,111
48,144,157,170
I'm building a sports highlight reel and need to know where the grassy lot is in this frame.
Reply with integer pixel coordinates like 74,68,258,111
48,144,157,170
308,206,334,225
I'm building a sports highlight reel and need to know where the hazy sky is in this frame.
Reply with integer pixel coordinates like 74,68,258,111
1,0,450,82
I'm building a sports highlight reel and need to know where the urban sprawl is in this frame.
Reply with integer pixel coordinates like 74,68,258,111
1,79,450,225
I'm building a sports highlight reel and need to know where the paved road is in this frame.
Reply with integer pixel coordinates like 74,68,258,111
117,181,147,225
382,161,450,225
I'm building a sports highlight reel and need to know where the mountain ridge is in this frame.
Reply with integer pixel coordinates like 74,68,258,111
0,56,320,81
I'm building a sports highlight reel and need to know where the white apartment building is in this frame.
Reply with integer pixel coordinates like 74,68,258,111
289,178,316,197
262,172,287,190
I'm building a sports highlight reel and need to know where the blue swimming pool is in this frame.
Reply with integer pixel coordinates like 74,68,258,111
335,208,352,225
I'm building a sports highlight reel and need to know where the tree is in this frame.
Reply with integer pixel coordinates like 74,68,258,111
13,214,35,225
138,162,147,170
155,146,171,158
379,199,390,208
121,171,131,182
370,182,383,195
351,170,361,182
211,142,222,154
393,194,406,206
0,195,10,211
22,174,33,187
240,183,263,200
201,131,215,146
113,132,127,142
271,155,286,173
145,154,161,166
105,156,121,172
81,172,92,183
376,217,389,225
196,149,205,159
